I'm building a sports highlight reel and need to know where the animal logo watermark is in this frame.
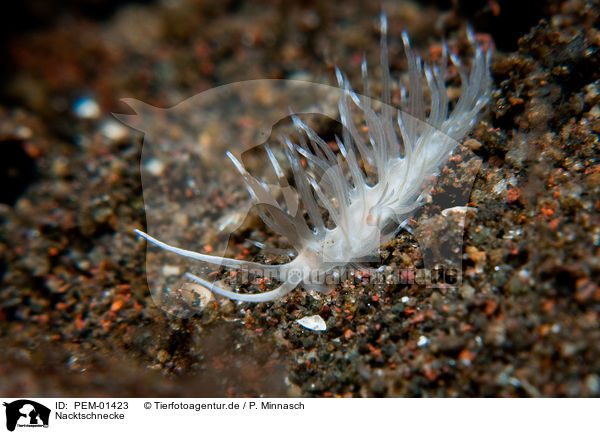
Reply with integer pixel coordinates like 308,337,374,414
3,400,50,432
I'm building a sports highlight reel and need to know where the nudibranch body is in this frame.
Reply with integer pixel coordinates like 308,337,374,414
135,15,492,303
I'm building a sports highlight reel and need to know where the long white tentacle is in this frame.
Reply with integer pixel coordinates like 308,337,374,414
185,272,297,302
134,229,281,271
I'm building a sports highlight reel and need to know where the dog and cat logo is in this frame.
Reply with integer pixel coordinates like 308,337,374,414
2,400,50,431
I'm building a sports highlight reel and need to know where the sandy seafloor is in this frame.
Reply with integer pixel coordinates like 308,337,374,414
0,0,599,397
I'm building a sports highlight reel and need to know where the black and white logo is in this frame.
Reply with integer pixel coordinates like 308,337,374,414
3,400,50,432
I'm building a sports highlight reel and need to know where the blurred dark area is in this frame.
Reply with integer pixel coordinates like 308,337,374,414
0,0,157,85
0,0,567,126
0,139,36,205
0,0,562,56
416,0,564,50
1,0,156,38
0,0,563,96
451,0,562,50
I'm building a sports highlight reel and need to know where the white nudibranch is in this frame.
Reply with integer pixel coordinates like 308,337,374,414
134,15,492,303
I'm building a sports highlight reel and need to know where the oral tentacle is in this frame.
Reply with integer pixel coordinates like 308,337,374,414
134,229,281,271
185,272,297,302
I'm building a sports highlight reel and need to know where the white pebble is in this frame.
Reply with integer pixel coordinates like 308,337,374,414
492,179,508,195
73,97,100,119
162,264,180,277
144,158,166,176
15,126,33,139
100,120,128,141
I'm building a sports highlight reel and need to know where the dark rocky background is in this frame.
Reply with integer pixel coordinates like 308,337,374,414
0,0,599,396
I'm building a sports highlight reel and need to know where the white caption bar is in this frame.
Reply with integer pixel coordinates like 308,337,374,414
0,398,595,433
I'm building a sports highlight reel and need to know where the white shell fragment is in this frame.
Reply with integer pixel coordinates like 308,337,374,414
180,282,214,309
296,315,327,331
441,206,478,217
